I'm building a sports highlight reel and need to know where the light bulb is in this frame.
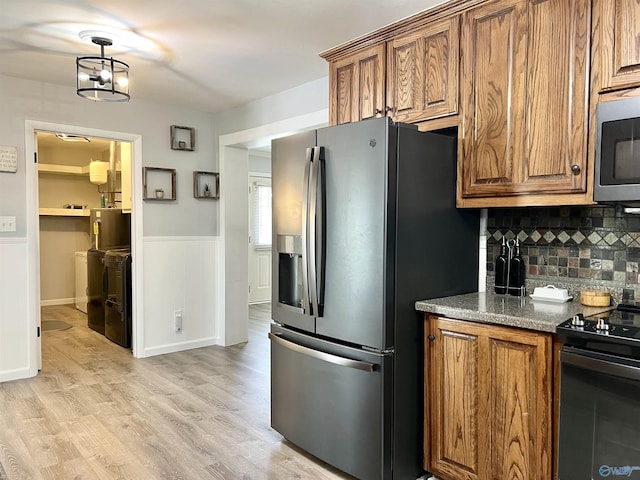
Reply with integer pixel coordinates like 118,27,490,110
116,77,129,87
100,69,112,82
78,72,90,82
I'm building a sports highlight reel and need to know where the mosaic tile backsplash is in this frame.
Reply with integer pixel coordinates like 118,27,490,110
485,206,640,302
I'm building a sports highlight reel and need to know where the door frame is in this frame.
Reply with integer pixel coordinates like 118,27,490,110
25,120,144,373
218,109,327,346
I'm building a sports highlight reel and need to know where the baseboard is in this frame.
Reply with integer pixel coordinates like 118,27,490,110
0,366,36,383
141,337,219,358
40,298,74,307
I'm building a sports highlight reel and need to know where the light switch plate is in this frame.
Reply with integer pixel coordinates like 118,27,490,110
0,216,16,232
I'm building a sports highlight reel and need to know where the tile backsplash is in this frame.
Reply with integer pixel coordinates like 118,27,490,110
485,205,640,303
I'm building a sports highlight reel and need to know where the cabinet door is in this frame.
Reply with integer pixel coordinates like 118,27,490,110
387,17,459,124
328,44,385,125
459,0,589,200
599,0,640,91
520,0,589,195
426,317,552,480
481,323,552,480
428,317,481,480
459,0,527,197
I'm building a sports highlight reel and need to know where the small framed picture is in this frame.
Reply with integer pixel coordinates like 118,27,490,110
170,125,195,151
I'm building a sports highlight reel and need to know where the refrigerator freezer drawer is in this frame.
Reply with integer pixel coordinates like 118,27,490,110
270,324,392,480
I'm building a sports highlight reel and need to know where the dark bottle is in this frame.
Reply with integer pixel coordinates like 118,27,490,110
494,237,509,294
509,239,526,296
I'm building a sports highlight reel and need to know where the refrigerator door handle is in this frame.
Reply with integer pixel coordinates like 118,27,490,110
301,147,313,316
269,332,377,373
308,146,322,317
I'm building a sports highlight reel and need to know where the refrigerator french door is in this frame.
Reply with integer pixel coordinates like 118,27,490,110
270,117,480,480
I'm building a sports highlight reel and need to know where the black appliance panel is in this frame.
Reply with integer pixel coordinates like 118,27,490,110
557,305,640,479
87,249,106,335
558,347,640,479
104,250,132,348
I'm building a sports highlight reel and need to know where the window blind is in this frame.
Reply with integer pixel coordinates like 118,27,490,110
251,180,272,248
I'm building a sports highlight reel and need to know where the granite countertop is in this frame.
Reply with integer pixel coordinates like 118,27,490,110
415,291,614,333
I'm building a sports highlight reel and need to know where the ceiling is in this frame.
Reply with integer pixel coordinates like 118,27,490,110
0,0,445,113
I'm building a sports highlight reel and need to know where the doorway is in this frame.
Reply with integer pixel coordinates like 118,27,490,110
37,131,133,349
25,120,144,372
248,174,272,304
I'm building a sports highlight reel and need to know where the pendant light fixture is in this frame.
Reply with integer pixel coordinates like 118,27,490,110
76,34,130,102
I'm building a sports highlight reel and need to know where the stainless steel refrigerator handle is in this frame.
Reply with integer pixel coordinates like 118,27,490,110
301,147,313,316
561,348,640,382
269,333,377,373
308,146,320,316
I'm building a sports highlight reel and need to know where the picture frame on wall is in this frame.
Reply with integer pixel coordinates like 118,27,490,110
143,167,177,200
193,171,219,199
170,125,195,151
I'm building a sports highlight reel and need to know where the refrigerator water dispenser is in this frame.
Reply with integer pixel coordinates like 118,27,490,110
277,235,303,309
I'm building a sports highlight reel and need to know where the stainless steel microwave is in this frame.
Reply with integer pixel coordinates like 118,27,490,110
595,96,640,205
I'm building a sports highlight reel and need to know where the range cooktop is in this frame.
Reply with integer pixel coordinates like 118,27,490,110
557,303,640,358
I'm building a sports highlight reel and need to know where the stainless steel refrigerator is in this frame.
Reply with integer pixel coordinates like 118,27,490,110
270,117,480,480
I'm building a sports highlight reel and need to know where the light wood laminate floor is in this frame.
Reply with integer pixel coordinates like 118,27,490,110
0,304,352,480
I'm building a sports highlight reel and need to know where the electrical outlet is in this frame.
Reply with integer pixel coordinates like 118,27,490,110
174,310,183,333
0,216,16,232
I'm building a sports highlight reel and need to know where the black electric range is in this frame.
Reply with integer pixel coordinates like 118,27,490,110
557,302,640,360
556,303,640,479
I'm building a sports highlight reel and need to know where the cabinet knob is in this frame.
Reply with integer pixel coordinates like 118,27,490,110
385,106,393,114
571,164,581,175
428,335,436,342
375,108,382,115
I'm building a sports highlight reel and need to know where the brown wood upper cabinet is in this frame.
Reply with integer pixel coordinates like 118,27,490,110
325,16,460,126
424,316,552,480
328,43,386,125
458,0,590,207
386,17,459,123
598,0,640,92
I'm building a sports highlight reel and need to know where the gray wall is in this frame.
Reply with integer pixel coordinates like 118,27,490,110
0,69,329,381
0,74,218,238
248,152,271,175
216,77,328,137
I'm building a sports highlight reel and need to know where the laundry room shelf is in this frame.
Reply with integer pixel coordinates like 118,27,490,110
39,208,90,217
38,164,90,175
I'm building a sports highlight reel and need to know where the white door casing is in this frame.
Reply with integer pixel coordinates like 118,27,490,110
25,120,144,374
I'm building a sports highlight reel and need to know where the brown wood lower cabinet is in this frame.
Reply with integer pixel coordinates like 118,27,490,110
424,316,553,480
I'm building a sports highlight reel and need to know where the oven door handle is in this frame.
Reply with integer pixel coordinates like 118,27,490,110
561,347,640,382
